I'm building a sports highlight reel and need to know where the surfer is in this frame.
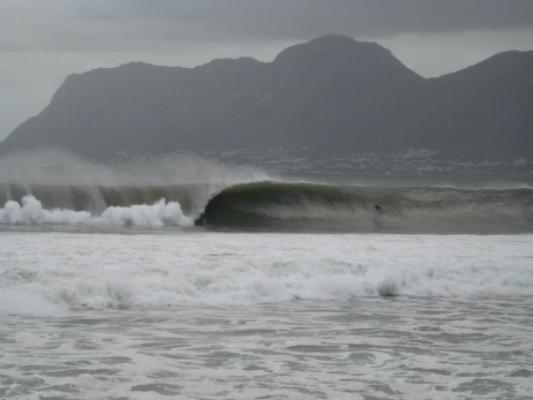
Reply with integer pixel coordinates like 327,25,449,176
372,204,384,232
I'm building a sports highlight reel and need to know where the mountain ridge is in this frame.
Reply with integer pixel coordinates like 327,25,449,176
1,35,532,172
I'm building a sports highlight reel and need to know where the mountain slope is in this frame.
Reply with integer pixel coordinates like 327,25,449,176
0,35,532,165
425,50,533,159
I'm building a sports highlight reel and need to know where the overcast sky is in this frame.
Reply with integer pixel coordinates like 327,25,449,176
1,0,533,140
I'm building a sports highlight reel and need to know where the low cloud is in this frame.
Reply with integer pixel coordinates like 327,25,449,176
2,0,533,53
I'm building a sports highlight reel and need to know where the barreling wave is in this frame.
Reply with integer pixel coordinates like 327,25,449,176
197,181,533,233
1,181,533,233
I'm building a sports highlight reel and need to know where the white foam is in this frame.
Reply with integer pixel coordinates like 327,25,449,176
0,196,193,227
0,232,532,315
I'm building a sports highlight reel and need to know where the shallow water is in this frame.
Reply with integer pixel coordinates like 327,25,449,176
1,230,532,399
2,298,533,399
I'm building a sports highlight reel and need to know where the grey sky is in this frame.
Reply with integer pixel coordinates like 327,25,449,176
1,0,533,140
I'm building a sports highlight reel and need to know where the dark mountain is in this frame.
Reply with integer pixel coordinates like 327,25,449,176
1,35,532,168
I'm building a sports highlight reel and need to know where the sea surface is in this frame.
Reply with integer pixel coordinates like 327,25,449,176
1,172,533,399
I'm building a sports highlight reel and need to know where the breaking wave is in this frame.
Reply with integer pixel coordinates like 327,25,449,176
1,232,532,314
1,181,533,233
0,195,192,227
197,181,533,233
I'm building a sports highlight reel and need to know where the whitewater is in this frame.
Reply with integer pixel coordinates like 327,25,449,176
0,195,193,227
1,231,532,399
1,155,532,399
2,231,533,311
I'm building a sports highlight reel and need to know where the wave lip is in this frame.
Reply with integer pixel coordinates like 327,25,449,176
0,196,193,227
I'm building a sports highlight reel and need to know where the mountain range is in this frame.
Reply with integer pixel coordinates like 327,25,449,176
1,35,532,171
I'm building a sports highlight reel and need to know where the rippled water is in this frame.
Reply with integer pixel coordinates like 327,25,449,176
1,230,532,399
2,299,533,399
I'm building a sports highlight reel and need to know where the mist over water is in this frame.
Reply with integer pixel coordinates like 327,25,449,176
0,149,269,186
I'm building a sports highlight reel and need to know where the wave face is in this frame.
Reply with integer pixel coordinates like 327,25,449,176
2,181,533,233
198,181,533,233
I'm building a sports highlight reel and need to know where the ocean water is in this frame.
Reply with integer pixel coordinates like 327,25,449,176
1,171,533,399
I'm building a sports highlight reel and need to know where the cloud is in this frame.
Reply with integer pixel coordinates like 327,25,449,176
1,0,533,52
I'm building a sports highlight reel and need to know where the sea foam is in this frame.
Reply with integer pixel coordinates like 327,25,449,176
1,232,532,315
0,195,193,227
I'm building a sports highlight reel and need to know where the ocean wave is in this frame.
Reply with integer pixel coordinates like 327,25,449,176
1,181,533,232
197,181,533,233
0,196,193,227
